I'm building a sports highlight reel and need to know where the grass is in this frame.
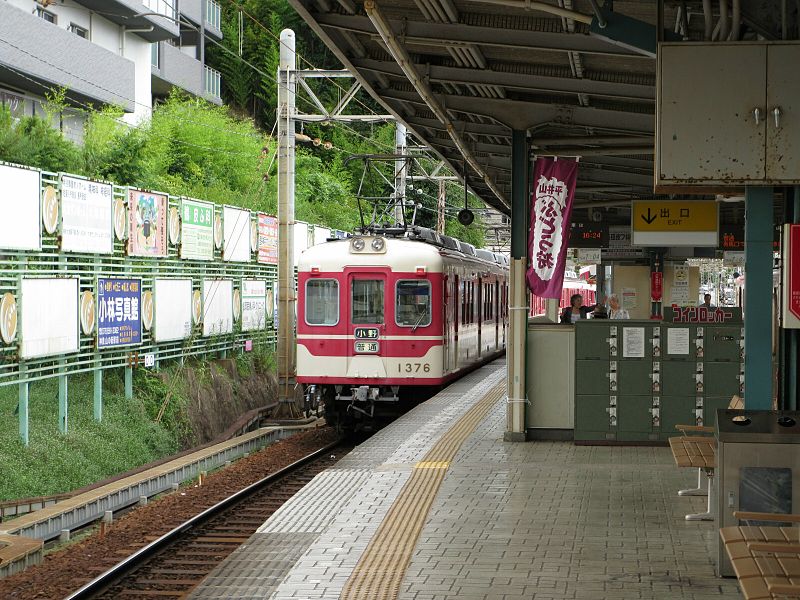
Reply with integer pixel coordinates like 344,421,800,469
0,370,181,501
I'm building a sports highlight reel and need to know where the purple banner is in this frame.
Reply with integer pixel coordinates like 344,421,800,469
526,157,579,299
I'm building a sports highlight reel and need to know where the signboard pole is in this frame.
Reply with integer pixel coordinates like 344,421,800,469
58,359,68,434
125,366,133,399
94,368,103,421
743,187,774,410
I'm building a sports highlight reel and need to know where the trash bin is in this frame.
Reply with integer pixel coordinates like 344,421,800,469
716,410,800,576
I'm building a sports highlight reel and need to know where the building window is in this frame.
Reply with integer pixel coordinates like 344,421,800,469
151,43,160,69
37,9,56,24
68,23,88,39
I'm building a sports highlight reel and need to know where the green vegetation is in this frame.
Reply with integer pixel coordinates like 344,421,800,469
0,372,180,500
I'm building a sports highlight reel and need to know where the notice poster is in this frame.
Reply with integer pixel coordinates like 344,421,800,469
0,164,41,251
671,285,690,304
242,279,267,331
257,213,278,264
180,198,214,260
128,188,168,257
61,175,113,254
97,277,142,348
672,265,690,304
623,327,645,358
667,327,690,355
622,287,638,310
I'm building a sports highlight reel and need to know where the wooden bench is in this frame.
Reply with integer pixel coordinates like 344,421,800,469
720,511,800,599
667,395,743,521
668,435,716,521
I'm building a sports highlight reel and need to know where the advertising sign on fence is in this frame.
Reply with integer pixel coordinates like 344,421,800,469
0,164,40,251
61,175,113,254
128,188,168,257
223,206,251,263
97,277,142,348
257,214,278,264
180,198,214,260
203,279,233,336
242,279,267,331
153,278,193,342
20,278,79,359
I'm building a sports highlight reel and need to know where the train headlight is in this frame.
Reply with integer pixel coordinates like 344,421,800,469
371,237,385,251
352,238,365,251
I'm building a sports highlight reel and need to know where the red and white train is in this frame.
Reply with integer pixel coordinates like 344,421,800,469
296,228,509,428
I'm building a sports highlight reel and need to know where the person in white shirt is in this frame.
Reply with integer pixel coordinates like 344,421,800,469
607,294,630,319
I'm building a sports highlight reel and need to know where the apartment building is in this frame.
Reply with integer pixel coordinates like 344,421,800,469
0,0,222,141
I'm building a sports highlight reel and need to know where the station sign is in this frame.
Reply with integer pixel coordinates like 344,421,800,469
782,224,800,328
569,222,608,248
602,225,645,260
718,224,782,250
632,200,718,246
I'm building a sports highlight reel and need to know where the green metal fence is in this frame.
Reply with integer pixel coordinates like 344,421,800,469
0,163,281,445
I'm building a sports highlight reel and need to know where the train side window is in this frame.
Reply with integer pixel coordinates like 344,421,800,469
395,280,431,328
305,279,339,326
352,279,384,324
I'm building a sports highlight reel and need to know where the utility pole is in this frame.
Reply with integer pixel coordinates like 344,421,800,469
437,179,445,234
276,29,297,414
393,123,406,225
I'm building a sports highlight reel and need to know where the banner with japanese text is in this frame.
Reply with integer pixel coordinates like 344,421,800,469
526,157,579,299
257,213,279,264
97,277,142,348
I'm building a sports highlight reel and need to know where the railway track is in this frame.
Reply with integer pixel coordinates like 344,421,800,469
64,440,349,600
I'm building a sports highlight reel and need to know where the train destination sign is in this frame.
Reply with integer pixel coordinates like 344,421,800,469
355,341,379,353
632,200,718,246
354,327,379,339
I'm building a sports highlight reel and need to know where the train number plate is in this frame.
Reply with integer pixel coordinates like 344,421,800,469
354,327,379,339
354,341,379,354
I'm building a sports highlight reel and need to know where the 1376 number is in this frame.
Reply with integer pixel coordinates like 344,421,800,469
398,363,431,373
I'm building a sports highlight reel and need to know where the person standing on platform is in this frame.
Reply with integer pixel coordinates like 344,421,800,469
701,293,715,309
607,294,630,320
560,294,598,324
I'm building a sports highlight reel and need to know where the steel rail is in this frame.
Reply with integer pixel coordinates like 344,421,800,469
63,439,343,600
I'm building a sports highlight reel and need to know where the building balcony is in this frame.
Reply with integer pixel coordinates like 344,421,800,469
180,0,223,40
0,3,135,112
151,42,221,105
75,0,180,42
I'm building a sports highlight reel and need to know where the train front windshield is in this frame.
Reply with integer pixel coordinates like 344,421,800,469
351,279,384,324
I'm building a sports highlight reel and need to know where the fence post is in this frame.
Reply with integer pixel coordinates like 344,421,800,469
19,364,29,446
93,367,102,421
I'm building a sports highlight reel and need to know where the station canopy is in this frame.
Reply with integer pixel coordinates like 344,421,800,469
288,0,674,217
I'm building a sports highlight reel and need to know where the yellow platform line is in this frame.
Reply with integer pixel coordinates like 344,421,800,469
340,381,504,600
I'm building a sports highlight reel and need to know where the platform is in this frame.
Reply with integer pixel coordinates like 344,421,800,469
190,360,740,599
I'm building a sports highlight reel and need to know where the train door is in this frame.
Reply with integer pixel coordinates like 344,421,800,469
348,272,387,376
476,276,482,358
494,280,500,352
453,274,459,371
442,274,450,374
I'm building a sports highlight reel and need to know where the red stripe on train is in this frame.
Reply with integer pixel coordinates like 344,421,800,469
298,339,442,357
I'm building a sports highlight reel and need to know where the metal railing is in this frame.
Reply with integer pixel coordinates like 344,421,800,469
204,65,221,100
205,0,221,30
142,0,177,21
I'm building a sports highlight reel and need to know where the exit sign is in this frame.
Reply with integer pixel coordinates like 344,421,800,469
632,200,718,246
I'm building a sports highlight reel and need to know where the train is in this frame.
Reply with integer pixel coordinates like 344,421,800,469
296,227,509,429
